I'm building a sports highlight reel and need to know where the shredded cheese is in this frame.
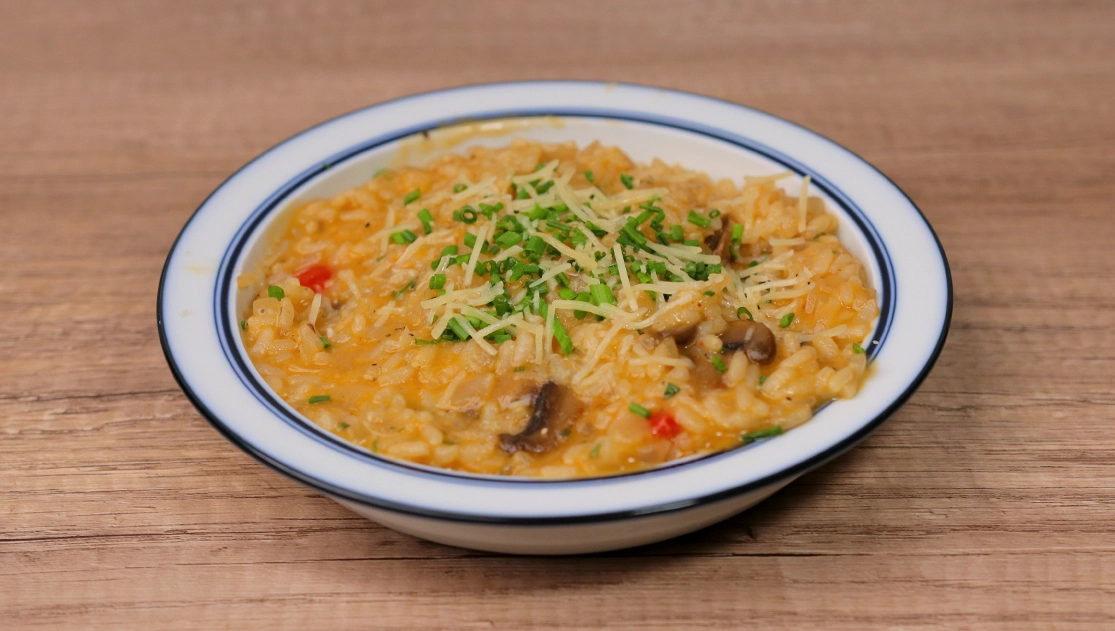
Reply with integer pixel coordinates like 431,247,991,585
613,243,638,310
463,223,489,286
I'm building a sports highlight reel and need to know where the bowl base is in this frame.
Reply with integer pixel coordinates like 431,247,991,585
334,477,793,555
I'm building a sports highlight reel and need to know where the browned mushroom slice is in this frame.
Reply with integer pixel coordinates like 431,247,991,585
655,324,698,347
719,320,777,365
682,346,725,390
703,220,734,259
499,381,583,454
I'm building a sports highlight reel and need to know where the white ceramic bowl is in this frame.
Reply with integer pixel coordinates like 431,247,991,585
158,81,951,555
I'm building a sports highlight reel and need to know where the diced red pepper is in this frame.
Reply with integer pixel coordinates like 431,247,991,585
648,411,680,439
295,264,332,293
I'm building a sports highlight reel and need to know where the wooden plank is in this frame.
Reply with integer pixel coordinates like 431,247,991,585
2,0,1114,628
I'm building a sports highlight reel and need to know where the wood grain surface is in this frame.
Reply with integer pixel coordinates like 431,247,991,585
2,1,1113,629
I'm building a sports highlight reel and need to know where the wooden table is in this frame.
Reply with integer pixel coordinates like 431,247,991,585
3,2,1113,628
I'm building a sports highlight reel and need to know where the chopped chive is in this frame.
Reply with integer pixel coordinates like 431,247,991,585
687,211,711,228
741,425,783,444
780,313,795,328
464,232,477,248
403,189,421,205
525,203,548,220
496,231,522,249
337,422,349,430
852,342,866,354
629,402,651,418
814,232,827,241
391,229,417,244
452,183,467,193
523,235,546,255
447,316,470,341
704,290,716,297
683,239,700,247
456,207,478,224
553,318,575,356
668,225,684,242
417,208,434,234
711,355,727,372
620,173,634,189
584,169,594,183
429,273,446,290
589,443,601,458
758,375,767,385
267,285,285,300
748,260,760,268
573,291,592,319
535,180,555,194
390,278,416,300
440,245,459,257
239,320,247,330
319,336,332,349
731,223,744,244
546,219,572,233
738,306,753,321
590,284,615,306
664,383,680,398
414,338,440,345
514,366,526,372
709,209,721,218
308,395,331,404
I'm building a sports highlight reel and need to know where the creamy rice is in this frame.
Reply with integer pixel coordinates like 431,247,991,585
238,139,878,478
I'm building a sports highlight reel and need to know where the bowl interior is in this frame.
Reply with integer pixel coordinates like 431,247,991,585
224,115,894,491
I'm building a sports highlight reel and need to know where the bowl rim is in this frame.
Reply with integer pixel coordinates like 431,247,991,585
158,80,952,525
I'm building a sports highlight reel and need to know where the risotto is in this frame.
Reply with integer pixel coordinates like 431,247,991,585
238,139,878,478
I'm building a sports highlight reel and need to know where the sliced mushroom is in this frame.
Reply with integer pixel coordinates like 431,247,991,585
499,381,583,454
704,220,735,259
682,346,724,390
719,320,777,365
655,324,698,347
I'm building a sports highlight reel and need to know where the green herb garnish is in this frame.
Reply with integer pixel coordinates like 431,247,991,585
664,383,680,398
584,169,594,183
741,425,783,444
391,229,417,245
629,402,651,418
687,211,711,228
320,336,332,349
738,306,753,321
417,208,434,234
403,189,421,205
780,313,795,328
239,320,247,330
620,173,634,189
852,342,866,354
711,355,727,372
267,285,285,300
308,395,331,404
589,443,601,458
446,316,470,341
429,273,446,290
